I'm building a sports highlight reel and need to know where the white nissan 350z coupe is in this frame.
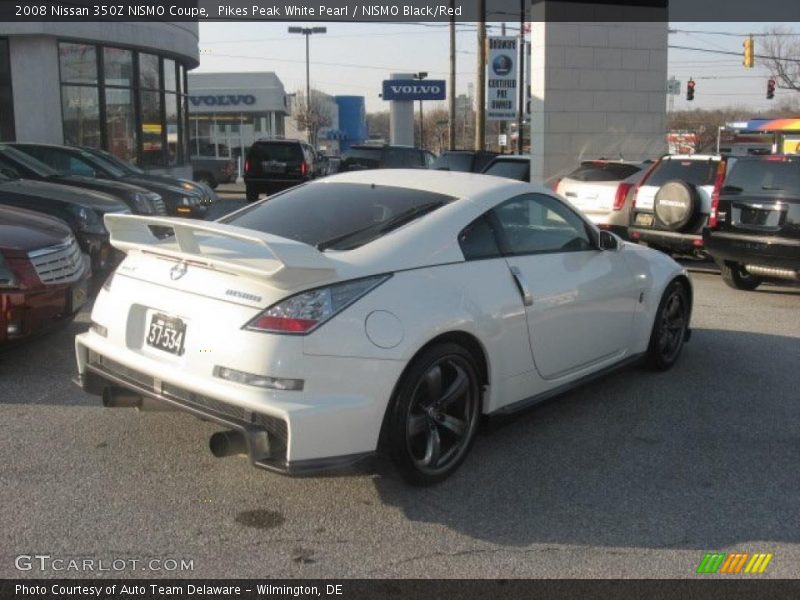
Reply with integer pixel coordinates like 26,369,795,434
75,169,692,485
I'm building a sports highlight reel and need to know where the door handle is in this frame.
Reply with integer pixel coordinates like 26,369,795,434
509,266,534,306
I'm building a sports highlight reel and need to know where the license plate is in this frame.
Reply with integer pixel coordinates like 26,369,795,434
635,213,654,227
146,313,186,356
741,208,776,226
71,281,88,312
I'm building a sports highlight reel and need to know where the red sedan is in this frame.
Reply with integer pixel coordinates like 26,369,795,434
1,206,91,347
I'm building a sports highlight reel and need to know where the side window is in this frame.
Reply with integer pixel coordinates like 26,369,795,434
458,215,502,261
492,193,594,255
67,155,96,177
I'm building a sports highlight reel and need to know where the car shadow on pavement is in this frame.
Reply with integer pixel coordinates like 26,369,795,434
0,312,93,406
373,328,800,551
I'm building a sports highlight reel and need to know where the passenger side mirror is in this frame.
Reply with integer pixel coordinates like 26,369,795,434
0,167,20,179
598,229,621,251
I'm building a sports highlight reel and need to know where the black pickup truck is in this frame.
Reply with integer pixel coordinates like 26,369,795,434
703,155,800,290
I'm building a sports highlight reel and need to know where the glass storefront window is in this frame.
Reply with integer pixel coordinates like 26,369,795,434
139,90,163,167
62,85,101,147
164,58,176,92
103,47,133,87
58,42,187,169
105,88,136,162
139,53,160,90
59,43,98,85
165,92,179,166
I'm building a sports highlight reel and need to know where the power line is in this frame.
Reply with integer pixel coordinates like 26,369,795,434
668,44,800,64
670,29,798,37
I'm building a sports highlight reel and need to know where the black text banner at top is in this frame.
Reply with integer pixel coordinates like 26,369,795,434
2,0,799,22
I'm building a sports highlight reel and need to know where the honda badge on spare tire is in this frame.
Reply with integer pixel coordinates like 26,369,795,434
654,180,698,231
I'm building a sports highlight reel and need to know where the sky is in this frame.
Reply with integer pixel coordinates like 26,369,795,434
195,21,797,113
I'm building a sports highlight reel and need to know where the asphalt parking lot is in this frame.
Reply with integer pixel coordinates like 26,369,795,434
1,198,798,579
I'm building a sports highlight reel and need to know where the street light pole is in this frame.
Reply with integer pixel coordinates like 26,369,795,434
413,71,428,149
288,26,327,145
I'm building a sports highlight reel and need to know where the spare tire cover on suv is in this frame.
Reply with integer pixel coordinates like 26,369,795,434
654,179,698,231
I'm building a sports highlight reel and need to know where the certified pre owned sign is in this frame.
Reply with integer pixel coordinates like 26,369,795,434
487,36,518,120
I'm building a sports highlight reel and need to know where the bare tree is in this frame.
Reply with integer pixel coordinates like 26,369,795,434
293,89,334,148
760,28,800,93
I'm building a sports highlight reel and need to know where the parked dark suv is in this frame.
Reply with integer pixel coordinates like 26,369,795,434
338,145,435,173
244,140,319,202
703,155,800,290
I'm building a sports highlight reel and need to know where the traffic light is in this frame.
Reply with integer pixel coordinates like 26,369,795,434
767,79,776,100
686,79,695,101
743,35,754,68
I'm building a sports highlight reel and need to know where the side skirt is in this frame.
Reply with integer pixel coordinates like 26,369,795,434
487,352,646,422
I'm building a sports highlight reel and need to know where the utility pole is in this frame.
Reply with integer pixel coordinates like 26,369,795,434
413,71,428,148
448,0,456,150
288,26,327,146
476,0,486,151
517,1,525,154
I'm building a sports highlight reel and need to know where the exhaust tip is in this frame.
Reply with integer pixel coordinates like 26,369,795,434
209,430,249,458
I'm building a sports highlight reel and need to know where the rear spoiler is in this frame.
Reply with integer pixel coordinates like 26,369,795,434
104,214,336,289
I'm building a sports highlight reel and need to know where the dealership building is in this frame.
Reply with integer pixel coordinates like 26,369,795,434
0,22,199,177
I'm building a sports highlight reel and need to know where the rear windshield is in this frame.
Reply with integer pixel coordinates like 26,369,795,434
724,158,800,195
248,143,303,163
433,153,474,172
222,182,455,251
483,159,529,182
646,159,719,187
340,148,383,170
566,162,642,182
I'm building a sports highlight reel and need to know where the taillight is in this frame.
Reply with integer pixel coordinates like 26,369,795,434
244,159,251,173
632,160,660,208
244,275,391,335
613,182,633,211
550,178,561,192
300,161,309,177
708,160,727,229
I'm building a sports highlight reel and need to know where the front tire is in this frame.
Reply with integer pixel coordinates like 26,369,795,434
721,262,762,291
386,343,482,486
646,280,689,371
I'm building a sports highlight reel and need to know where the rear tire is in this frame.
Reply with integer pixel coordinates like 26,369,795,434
246,187,259,203
646,280,689,371
721,262,762,291
385,343,482,486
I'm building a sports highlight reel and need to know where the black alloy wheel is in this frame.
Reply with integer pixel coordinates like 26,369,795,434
646,281,689,370
386,343,481,485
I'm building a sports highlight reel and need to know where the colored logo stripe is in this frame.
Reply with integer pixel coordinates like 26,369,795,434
744,553,773,574
696,553,773,574
697,553,726,574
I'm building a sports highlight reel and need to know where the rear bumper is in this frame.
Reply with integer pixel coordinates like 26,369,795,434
628,227,704,252
244,178,307,194
703,230,800,270
74,332,403,475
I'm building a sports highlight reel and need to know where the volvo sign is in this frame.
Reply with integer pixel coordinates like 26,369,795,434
382,80,446,101
189,95,257,107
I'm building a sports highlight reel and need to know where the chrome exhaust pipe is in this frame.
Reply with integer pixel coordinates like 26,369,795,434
102,387,142,408
745,265,799,281
209,430,249,458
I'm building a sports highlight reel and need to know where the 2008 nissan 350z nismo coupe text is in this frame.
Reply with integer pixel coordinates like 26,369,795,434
74,170,692,485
